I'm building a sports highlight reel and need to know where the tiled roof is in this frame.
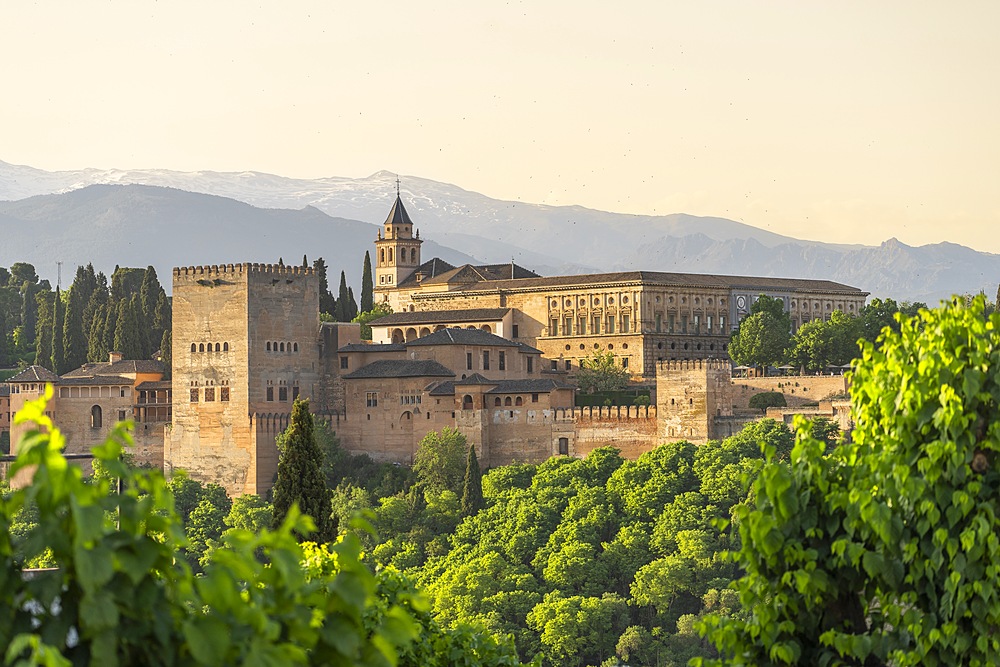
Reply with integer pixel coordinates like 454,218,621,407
415,262,539,287
62,359,164,378
136,381,172,391
60,376,133,386
404,328,526,348
427,377,574,396
397,257,457,288
337,343,407,353
454,373,496,385
7,366,61,383
383,195,414,227
449,270,865,294
342,359,456,380
369,308,511,326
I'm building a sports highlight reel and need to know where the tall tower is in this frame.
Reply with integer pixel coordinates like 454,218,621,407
165,263,321,497
374,186,422,297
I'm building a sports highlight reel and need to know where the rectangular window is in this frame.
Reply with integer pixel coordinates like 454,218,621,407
527,356,534,373
467,352,473,370
266,386,274,402
681,315,688,334
532,393,539,403
205,387,215,402
550,319,558,336
622,315,630,333
292,386,300,400
190,388,199,402
558,437,569,455
668,313,675,333
366,392,378,408
118,410,127,422
694,314,701,333
579,317,586,334
622,358,629,369
340,357,349,370
221,387,230,402
483,350,490,370
607,316,615,334
707,315,713,332
564,317,572,335
593,316,601,334
512,324,519,338
551,360,558,371
720,315,726,332
499,351,506,371
565,360,572,371
656,313,662,332
279,386,288,402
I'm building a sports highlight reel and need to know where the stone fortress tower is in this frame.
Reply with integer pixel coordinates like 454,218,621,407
164,263,321,497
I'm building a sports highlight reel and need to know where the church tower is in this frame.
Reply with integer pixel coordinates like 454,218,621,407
374,184,423,295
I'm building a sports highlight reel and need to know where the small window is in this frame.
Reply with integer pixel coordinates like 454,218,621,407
558,437,569,455
499,351,506,371
527,357,534,373
191,343,197,353
279,342,285,352
366,392,378,408
223,342,229,351
267,342,272,351
467,352,473,370
190,389,199,403
205,387,215,401
483,351,490,371
551,360,557,371
293,342,298,352
118,410,127,422
622,358,629,369
199,343,205,352
512,324,519,338
462,395,474,410
292,386,300,400
221,387,230,402
215,343,221,352
340,357,349,370
91,405,103,428
532,393,539,403
279,386,288,401
494,397,502,406
565,360,572,371
266,387,274,402
504,396,512,406
515,396,523,406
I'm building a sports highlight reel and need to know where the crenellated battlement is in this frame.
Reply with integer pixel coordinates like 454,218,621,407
173,263,316,281
657,358,730,373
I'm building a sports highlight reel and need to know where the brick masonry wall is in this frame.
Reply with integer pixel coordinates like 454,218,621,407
730,375,849,409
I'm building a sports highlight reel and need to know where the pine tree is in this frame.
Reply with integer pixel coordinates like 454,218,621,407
51,287,65,374
34,291,54,371
461,444,484,517
313,258,336,316
63,287,87,371
361,251,374,313
336,271,351,322
271,398,334,541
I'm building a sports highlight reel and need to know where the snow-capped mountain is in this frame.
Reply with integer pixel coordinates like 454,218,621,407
1,159,997,303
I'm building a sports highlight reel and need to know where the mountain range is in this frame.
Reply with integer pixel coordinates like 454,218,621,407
1,159,996,303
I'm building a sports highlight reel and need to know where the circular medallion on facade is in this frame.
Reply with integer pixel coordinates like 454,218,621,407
737,295,746,309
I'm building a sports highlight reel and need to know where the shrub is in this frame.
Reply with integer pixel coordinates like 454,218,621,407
747,391,786,412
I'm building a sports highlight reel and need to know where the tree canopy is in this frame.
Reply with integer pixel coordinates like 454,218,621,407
272,398,335,541
575,349,631,393
728,294,792,369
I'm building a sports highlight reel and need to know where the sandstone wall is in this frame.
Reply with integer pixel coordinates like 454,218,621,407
730,375,849,409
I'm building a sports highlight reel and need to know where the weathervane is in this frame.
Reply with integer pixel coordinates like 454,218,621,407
396,175,400,197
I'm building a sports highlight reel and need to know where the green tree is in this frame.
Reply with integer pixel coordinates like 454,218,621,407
346,286,359,321
51,287,65,374
461,444,484,517
19,281,39,351
361,250,374,312
747,390,786,412
9,262,38,287
312,257,336,317
138,266,160,324
575,349,631,393
34,290,54,371
728,294,792,369
335,271,351,322
413,427,469,495
353,302,393,341
701,295,1000,666
62,286,87,371
159,329,172,376
272,398,334,541
113,296,146,360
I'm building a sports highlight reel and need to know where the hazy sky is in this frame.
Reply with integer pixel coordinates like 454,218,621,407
2,2,998,252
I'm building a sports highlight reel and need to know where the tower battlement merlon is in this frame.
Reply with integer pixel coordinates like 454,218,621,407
246,263,316,277
657,359,731,372
173,263,316,282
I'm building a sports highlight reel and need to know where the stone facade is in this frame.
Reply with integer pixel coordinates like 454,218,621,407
164,263,320,497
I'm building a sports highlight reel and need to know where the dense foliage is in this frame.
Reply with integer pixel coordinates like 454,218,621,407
700,296,1000,666
575,349,631,393
272,398,335,541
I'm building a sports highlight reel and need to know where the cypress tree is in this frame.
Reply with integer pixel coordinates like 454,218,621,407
302,254,308,269
313,258,335,316
271,398,334,541
152,288,171,347
63,287,87,371
336,271,351,322
460,444,484,517
51,287,65,374
138,266,160,324
159,329,172,379
361,251,374,313
347,286,358,322
113,297,144,360
102,298,119,357
34,291,54,371
82,276,108,350
88,302,109,363
21,281,38,346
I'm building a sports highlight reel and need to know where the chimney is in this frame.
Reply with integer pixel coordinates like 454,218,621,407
109,351,124,364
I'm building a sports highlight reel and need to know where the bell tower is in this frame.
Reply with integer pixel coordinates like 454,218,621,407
374,179,423,298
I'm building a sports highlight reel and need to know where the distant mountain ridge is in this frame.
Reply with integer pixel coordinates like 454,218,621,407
1,159,996,302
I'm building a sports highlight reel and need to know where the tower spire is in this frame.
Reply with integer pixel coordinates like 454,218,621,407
396,175,400,197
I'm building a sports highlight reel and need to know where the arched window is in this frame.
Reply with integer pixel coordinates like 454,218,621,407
402,411,411,420
389,248,394,264
410,248,417,263
494,397,502,406
515,396,523,406
199,343,205,352
267,342,272,351
91,405,103,428
215,343,221,352
391,328,404,344
190,343,197,353
279,342,285,352
293,342,298,352
223,342,229,351
380,249,385,264
481,325,492,333
504,397,512,406
462,395,473,410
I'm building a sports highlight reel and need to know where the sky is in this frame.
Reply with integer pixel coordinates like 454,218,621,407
2,1,998,252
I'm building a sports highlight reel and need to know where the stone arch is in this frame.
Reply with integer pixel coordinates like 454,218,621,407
410,248,417,263
404,327,418,342
504,396,512,406
466,325,476,330
267,342,272,351
481,324,492,333
494,397,502,406
391,328,404,344
515,396,523,406
293,342,298,352
419,327,431,338
462,395,473,410
433,325,446,332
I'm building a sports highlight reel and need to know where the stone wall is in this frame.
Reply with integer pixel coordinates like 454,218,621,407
656,359,733,444
730,375,849,409
571,406,659,459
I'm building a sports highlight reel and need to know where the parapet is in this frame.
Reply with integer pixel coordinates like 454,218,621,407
657,359,731,373
173,263,317,282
